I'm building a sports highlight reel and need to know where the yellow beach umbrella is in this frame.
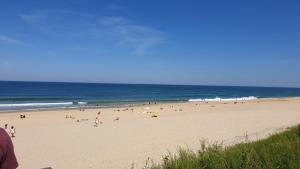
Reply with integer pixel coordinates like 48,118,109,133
151,112,158,118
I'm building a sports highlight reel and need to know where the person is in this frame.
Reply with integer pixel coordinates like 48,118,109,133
94,117,100,127
4,125,7,130
9,127,15,138
0,127,18,169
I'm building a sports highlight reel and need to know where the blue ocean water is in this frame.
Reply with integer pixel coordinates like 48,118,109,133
1,81,300,111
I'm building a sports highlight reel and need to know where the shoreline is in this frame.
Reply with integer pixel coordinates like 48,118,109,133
0,100,186,114
0,96,299,114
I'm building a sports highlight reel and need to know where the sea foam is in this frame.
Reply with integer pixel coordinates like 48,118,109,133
78,102,87,105
188,96,258,102
0,102,74,107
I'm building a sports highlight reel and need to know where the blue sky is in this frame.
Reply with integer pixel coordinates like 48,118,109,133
0,0,300,87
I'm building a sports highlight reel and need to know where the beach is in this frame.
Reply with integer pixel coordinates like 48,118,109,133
1,98,300,169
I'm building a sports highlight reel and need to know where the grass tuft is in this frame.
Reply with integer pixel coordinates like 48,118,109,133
148,125,300,169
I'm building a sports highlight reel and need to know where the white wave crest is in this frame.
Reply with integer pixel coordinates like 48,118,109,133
188,96,258,102
0,102,73,107
78,102,87,105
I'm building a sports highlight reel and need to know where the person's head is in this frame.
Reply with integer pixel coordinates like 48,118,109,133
0,128,18,168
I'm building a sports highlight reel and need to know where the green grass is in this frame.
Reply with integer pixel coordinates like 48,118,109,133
146,125,300,169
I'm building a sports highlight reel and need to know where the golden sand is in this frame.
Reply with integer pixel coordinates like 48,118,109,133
1,98,300,169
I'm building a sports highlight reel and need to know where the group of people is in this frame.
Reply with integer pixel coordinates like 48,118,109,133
19,114,26,119
4,124,16,138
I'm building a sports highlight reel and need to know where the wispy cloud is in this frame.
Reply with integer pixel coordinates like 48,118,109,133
20,10,94,35
99,16,164,55
20,10,165,55
0,35,28,46
20,13,47,23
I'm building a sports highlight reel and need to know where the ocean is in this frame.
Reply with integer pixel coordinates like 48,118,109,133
1,81,300,111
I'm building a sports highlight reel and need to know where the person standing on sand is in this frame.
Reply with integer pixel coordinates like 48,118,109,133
9,127,15,138
94,117,100,127
0,128,18,169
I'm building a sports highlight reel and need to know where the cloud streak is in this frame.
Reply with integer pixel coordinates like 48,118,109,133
99,16,165,55
20,10,94,35
20,10,165,55
0,35,28,46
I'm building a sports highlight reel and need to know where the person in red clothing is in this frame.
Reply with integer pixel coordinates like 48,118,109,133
0,128,18,169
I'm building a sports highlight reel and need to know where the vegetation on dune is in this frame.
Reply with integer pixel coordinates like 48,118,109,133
143,125,300,169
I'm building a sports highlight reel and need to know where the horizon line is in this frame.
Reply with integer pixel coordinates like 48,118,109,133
0,80,299,89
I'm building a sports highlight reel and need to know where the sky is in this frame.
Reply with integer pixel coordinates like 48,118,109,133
0,0,300,87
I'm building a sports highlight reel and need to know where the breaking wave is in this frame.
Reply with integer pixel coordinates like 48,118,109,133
188,96,258,102
0,102,74,107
